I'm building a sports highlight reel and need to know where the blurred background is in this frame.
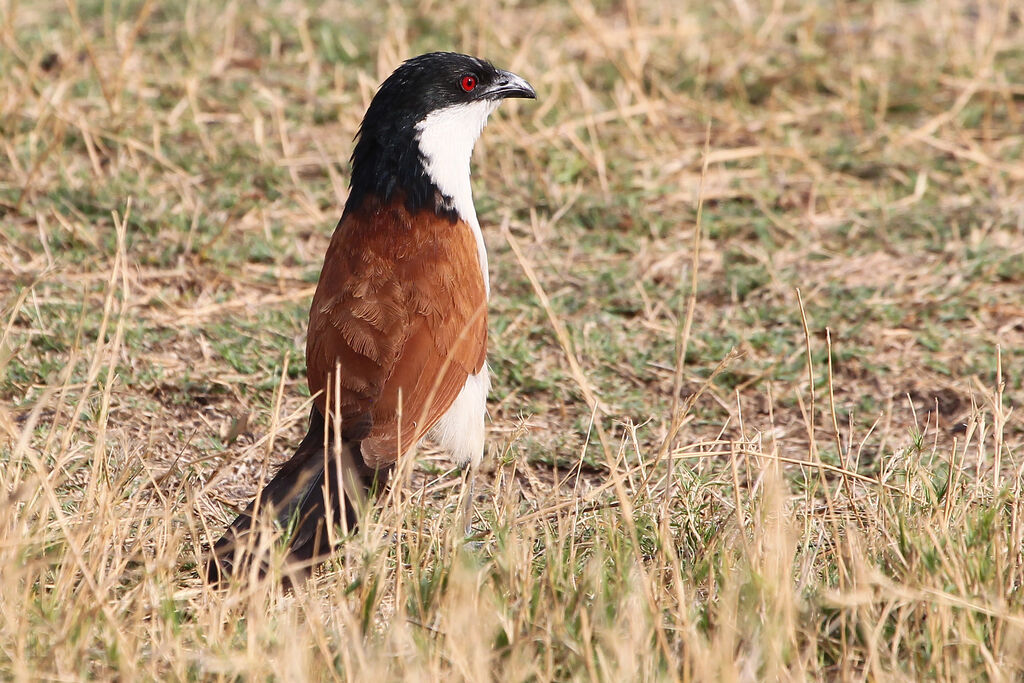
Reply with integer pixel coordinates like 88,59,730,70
1,0,1023,678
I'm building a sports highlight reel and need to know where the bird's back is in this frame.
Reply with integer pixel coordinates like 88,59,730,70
306,195,488,469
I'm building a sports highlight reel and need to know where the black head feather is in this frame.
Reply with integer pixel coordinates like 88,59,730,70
344,52,533,218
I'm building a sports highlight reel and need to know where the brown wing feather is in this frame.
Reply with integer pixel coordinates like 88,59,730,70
306,196,487,469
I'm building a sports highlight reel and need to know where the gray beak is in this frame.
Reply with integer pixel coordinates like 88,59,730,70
485,69,536,100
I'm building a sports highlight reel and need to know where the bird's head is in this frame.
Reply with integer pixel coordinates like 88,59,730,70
369,52,535,120
347,52,535,218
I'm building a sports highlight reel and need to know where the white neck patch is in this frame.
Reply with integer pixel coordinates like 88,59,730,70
414,99,501,298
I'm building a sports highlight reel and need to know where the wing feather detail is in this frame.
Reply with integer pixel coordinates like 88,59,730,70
306,197,487,467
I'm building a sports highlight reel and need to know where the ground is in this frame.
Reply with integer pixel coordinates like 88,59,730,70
1,0,1023,679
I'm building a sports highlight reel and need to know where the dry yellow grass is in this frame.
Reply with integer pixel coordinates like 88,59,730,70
2,0,1024,679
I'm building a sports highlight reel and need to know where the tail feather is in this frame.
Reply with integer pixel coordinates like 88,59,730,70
206,407,387,584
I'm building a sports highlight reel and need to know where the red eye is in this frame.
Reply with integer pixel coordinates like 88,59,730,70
460,75,477,92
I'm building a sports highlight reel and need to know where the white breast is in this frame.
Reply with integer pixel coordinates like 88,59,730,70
429,364,490,468
414,99,500,465
414,99,500,298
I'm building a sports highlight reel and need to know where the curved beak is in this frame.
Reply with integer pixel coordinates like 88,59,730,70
484,69,536,100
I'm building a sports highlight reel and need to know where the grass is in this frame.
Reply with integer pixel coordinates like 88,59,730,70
2,0,1024,679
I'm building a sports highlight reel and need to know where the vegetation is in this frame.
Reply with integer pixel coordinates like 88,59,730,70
2,0,1023,679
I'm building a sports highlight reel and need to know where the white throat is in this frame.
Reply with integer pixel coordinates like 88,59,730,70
415,99,501,297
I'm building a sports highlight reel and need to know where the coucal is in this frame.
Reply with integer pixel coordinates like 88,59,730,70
206,52,535,582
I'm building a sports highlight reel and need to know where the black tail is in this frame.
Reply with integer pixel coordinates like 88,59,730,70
205,407,387,584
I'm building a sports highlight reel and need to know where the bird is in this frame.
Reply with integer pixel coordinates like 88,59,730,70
206,52,535,583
